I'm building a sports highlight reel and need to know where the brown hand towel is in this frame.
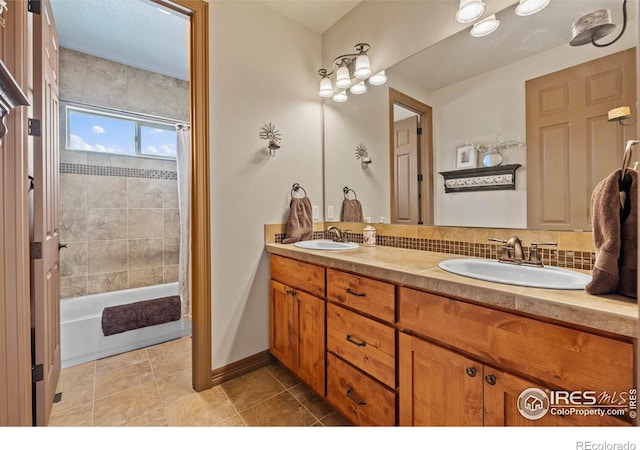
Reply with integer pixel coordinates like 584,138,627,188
282,196,313,244
341,198,364,222
585,168,637,298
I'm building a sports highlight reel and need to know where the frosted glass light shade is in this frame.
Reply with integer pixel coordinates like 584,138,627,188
515,0,550,16
368,70,387,85
335,65,352,89
455,0,485,23
354,54,372,79
471,14,500,37
332,90,348,103
318,77,334,98
349,81,367,95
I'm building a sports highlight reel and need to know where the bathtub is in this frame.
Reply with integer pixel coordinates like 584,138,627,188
60,282,191,368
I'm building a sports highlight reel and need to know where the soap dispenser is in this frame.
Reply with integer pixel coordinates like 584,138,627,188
363,217,376,247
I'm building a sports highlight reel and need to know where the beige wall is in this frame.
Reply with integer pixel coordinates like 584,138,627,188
210,2,323,369
58,48,189,299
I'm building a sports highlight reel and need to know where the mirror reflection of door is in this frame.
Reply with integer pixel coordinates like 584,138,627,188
390,89,433,225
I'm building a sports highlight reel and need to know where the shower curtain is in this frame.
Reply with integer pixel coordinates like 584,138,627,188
176,125,191,317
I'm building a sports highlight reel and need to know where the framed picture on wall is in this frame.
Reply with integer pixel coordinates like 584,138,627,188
455,145,477,169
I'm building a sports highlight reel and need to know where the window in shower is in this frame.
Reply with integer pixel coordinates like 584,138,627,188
65,103,180,159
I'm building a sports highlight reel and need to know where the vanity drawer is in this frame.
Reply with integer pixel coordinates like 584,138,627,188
327,353,396,426
327,303,396,388
270,255,325,298
327,269,395,323
398,287,635,396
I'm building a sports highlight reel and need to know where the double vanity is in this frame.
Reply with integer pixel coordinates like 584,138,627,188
266,229,637,426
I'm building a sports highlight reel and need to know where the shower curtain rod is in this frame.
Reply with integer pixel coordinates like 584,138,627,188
60,99,190,128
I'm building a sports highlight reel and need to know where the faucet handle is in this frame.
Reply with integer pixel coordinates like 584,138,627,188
526,242,557,267
488,238,507,244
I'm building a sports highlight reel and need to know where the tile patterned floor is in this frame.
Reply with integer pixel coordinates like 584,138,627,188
49,336,350,427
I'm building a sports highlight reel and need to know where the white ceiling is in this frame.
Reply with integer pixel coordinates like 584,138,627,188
49,0,360,82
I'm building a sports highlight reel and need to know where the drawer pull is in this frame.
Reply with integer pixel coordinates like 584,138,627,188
485,374,497,385
346,386,367,405
465,367,477,377
346,335,367,347
345,288,366,297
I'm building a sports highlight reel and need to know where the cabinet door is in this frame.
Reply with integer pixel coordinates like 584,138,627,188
484,368,632,427
399,333,483,426
294,289,326,396
269,280,295,371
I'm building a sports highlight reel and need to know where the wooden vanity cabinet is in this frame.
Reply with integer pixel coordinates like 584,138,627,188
325,269,397,426
398,287,635,426
269,255,326,395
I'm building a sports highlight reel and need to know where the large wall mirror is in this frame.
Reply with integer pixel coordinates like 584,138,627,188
323,0,638,230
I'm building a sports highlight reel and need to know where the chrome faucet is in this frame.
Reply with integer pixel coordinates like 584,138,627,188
327,226,350,242
489,236,524,264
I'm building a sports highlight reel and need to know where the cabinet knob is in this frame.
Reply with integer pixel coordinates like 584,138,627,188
485,374,497,385
465,367,477,377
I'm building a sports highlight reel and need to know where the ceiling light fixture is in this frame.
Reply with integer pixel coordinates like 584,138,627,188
471,14,500,37
455,0,486,23
317,43,386,103
515,0,550,16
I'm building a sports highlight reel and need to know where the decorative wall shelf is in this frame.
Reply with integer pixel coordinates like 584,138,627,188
439,164,521,193
0,60,29,141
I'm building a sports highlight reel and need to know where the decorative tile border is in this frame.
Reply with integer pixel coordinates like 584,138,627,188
273,231,595,271
60,163,177,180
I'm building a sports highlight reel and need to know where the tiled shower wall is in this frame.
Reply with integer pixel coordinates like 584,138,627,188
58,48,189,299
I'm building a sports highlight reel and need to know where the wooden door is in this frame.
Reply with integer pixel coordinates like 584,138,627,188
483,368,631,426
526,48,636,230
269,280,295,371
294,289,325,396
393,116,419,224
398,333,483,426
30,0,60,426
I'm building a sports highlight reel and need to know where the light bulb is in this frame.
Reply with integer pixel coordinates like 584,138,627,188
318,76,333,98
349,81,367,95
455,0,486,23
471,14,500,37
335,65,351,89
332,90,348,103
368,70,387,86
354,54,372,79
515,0,550,16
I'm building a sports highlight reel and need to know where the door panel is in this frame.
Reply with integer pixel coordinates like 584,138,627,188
31,0,60,426
393,116,418,224
527,48,636,230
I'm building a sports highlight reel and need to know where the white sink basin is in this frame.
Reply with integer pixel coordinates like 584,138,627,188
294,239,359,250
438,258,591,290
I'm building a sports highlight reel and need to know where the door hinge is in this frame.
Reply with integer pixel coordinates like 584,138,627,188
28,118,41,137
32,364,44,383
28,0,41,14
30,242,42,260
418,173,423,182
417,127,423,135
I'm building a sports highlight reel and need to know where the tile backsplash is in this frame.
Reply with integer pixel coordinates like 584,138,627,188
265,223,595,271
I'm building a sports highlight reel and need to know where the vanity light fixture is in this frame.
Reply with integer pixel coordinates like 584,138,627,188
608,106,637,126
470,14,500,37
350,81,367,95
570,0,629,47
515,0,550,16
317,43,386,103
455,0,486,23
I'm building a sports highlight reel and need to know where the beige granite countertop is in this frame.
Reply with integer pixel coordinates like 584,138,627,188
265,243,638,339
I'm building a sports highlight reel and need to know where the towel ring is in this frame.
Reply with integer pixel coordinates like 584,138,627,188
291,183,307,198
343,186,357,200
